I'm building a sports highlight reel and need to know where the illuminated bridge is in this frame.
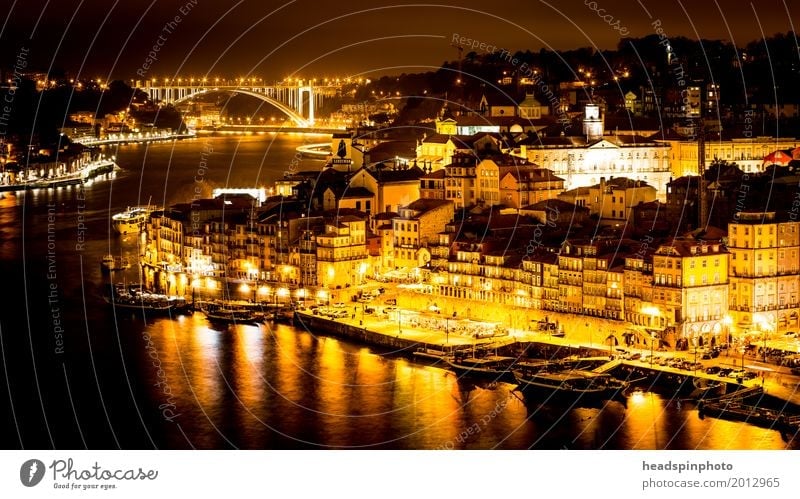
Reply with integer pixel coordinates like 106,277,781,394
134,78,341,127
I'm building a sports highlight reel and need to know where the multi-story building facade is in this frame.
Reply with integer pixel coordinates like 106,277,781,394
728,211,800,336
315,215,369,289
142,196,263,296
515,106,672,198
654,130,799,177
652,239,729,346
554,240,624,319
391,199,455,270
559,177,657,223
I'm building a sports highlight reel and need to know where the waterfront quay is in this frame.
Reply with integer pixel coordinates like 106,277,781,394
71,130,195,146
290,282,800,408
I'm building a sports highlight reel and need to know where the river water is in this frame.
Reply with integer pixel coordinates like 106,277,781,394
0,134,796,449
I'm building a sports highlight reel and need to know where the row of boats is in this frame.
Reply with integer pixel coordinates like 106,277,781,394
415,348,800,433
413,350,629,404
105,283,293,326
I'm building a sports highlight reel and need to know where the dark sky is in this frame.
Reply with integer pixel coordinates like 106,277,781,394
1,0,797,82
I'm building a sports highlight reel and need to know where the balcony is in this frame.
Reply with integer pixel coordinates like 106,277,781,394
316,254,368,262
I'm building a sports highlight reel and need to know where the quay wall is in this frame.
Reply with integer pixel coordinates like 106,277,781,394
294,311,450,352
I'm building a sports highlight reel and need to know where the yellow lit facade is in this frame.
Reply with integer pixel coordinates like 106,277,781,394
728,211,800,336
316,216,369,289
652,240,729,345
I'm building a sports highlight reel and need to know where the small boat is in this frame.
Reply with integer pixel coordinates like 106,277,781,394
204,307,263,326
101,254,131,272
104,294,175,313
444,354,517,382
513,365,629,403
412,348,450,364
112,204,159,234
698,399,800,433
689,377,725,399
105,284,187,314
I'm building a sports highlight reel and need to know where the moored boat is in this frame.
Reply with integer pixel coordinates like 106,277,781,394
204,307,263,326
112,205,159,234
698,398,800,433
444,354,517,382
101,254,131,272
513,364,629,403
105,283,187,314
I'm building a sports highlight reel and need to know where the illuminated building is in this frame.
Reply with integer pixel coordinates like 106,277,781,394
555,240,625,319
519,106,672,197
316,215,369,289
558,177,656,223
653,129,799,177
652,238,729,346
728,211,800,336
391,199,454,270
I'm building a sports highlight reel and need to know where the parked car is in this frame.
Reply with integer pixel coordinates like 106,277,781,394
718,368,734,377
743,370,758,380
705,366,722,375
728,369,747,379
668,358,684,368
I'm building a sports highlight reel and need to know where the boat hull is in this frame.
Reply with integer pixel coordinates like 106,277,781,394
514,370,629,404
445,360,517,383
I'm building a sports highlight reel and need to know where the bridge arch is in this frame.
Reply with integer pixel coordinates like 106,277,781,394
171,88,310,127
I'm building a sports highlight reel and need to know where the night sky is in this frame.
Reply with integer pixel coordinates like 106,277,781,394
1,0,797,81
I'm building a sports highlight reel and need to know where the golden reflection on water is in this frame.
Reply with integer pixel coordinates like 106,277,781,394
139,317,797,449
231,323,265,415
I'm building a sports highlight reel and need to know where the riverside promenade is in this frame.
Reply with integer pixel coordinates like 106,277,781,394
296,283,800,406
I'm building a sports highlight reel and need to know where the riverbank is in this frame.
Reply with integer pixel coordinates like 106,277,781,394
71,130,195,146
0,159,117,192
293,289,800,409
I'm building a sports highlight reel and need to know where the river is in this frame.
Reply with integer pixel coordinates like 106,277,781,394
0,133,796,449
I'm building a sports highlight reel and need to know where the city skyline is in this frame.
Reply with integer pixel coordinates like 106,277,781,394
4,0,800,465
